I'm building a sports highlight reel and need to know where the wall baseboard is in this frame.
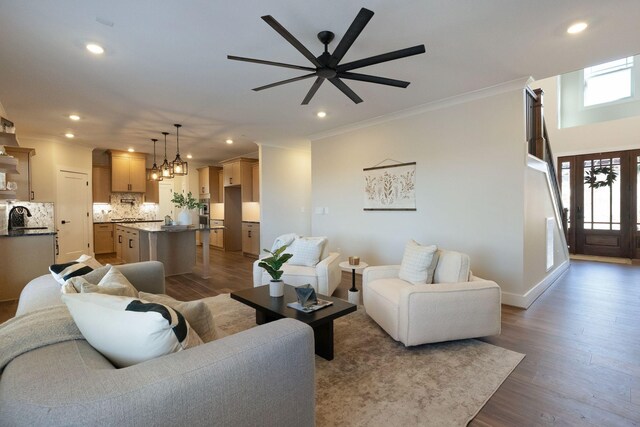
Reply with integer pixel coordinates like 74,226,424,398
501,260,570,308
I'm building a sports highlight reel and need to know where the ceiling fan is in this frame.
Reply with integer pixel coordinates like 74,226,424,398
228,7,426,105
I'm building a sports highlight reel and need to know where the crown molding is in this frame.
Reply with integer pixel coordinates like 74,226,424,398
308,76,532,142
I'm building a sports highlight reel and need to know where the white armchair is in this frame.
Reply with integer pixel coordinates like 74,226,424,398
363,249,501,346
253,235,342,296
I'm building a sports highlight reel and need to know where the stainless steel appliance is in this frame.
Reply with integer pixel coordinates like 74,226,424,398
199,198,210,228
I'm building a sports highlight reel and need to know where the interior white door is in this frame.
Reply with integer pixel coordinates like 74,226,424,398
158,182,174,221
56,170,89,262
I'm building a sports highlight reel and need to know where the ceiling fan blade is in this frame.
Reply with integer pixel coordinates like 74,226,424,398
337,45,426,72
338,72,410,88
328,77,363,104
301,77,325,105
252,73,317,91
328,8,374,68
227,55,316,72
261,15,322,68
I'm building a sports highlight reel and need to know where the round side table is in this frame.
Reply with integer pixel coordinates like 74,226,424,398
339,261,368,305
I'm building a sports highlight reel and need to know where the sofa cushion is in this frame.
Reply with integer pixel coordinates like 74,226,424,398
398,240,438,285
49,254,103,285
286,237,327,267
62,293,202,368
96,266,138,297
433,250,471,284
139,292,217,343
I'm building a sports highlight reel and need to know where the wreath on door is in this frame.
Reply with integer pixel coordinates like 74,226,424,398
584,166,618,189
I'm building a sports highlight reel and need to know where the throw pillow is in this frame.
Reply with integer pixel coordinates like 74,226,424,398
139,292,217,343
270,233,298,253
49,254,103,285
398,240,438,285
81,264,111,283
97,266,138,298
286,236,327,267
62,293,202,368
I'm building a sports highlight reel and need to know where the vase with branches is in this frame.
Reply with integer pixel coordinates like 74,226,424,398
171,191,204,225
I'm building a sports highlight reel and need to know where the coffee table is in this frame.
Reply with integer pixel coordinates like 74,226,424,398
231,285,356,360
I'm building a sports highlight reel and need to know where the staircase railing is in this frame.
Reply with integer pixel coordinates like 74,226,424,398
526,88,569,240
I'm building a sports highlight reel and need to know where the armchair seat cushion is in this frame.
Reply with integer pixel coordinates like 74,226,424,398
259,264,319,288
363,248,501,346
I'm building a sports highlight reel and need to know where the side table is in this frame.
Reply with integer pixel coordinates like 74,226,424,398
339,261,368,305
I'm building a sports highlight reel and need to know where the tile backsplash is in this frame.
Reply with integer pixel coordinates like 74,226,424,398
0,201,55,232
92,193,159,222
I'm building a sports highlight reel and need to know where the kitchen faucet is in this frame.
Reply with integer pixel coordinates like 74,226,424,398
8,205,32,230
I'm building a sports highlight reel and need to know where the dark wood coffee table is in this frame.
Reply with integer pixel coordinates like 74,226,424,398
231,285,357,360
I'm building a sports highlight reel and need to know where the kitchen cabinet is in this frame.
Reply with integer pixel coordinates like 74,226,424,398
210,220,224,249
221,158,257,203
218,169,224,203
92,166,111,203
5,146,35,201
0,234,55,301
198,166,223,202
251,162,259,202
110,151,146,192
242,222,260,257
124,228,140,263
115,225,125,261
94,223,115,254
144,169,159,203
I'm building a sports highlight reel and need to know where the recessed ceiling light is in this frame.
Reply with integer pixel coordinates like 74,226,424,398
65,133,75,138
186,154,193,159
86,43,105,55
69,114,80,121
226,139,233,144
127,148,135,152
567,22,588,34
317,111,327,118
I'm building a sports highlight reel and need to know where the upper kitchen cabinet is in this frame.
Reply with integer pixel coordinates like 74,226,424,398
4,146,35,201
251,162,259,203
109,150,146,192
221,158,257,202
92,166,111,203
197,166,222,202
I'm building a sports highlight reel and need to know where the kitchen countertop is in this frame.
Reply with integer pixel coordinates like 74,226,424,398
241,221,260,224
0,228,57,238
94,220,163,224
118,222,225,233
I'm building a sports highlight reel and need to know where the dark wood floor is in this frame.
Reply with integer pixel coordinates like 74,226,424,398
2,250,639,425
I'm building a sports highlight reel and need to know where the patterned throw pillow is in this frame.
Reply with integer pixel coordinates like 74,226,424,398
398,240,439,285
49,254,103,285
286,237,327,267
139,292,217,343
62,293,202,368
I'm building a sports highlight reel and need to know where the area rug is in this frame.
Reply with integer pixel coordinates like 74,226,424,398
204,294,524,427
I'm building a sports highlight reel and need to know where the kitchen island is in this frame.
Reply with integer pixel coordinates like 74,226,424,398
118,222,223,278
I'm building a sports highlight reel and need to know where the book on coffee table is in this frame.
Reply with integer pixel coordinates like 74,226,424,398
287,298,333,313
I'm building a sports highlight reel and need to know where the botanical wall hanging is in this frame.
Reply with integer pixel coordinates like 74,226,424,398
363,161,416,211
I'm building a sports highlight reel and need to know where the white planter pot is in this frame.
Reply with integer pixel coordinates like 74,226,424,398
177,209,193,225
269,280,284,297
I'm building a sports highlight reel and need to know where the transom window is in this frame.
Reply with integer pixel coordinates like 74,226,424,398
583,57,634,107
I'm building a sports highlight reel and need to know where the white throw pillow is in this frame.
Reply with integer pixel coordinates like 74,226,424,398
139,292,217,343
270,233,298,253
49,254,103,285
398,240,438,285
286,236,327,267
97,266,139,298
62,293,202,368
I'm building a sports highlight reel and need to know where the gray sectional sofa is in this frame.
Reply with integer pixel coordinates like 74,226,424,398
0,261,316,426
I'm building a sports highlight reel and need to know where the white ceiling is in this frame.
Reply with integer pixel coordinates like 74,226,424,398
1,0,639,164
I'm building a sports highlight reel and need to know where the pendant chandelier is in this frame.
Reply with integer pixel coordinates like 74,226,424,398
160,131,174,179
171,123,188,176
147,138,163,181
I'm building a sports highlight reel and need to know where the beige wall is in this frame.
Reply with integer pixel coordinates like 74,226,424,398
535,76,640,157
309,81,567,307
259,144,311,249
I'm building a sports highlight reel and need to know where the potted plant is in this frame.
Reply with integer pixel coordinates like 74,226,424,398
171,191,204,225
258,245,293,297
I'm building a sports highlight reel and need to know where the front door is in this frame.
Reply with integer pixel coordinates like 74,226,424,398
56,170,90,262
559,150,638,258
